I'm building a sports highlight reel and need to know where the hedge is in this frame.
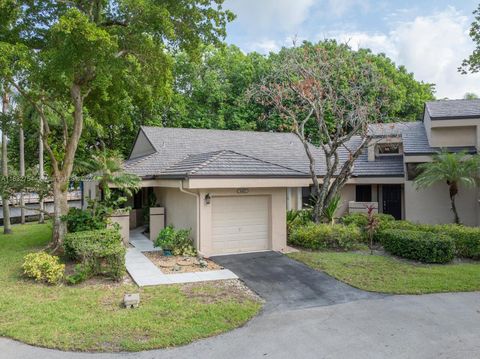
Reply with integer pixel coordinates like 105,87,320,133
431,225,480,260
289,223,364,251
380,229,455,264
64,228,126,281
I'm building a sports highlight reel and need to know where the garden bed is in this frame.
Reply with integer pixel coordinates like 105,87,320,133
144,252,223,274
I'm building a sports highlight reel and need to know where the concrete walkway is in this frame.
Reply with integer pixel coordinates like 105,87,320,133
1,292,479,358
126,229,237,286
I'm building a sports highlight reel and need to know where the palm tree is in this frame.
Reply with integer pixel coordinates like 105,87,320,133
78,149,140,208
414,151,480,224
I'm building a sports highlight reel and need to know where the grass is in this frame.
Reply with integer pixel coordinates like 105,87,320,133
288,251,480,295
0,223,261,352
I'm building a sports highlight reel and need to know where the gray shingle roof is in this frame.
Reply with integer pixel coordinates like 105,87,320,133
160,150,307,177
426,99,480,120
124,126,414,179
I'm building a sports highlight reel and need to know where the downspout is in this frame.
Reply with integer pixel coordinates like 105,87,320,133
179,179,201,253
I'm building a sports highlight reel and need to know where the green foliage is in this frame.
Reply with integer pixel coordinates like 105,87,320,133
63,228,126,281
62,204,108,233
287,209,313,233
380,229,455,264
22,252,65,285
341,212,395,241
430,225,480,260
154,225,196,256
289,223,364,251
322,194,342,224
76,149,140,208
65,264,91,285
460,4,480,74
369,217,480,260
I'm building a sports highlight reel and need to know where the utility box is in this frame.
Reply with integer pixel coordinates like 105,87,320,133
150,207,165,242
124,293,140,309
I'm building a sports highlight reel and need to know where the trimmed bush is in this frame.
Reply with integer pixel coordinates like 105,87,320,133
380,229,455,264
154,225,196,256
22,252,65,285
432,225,480,260
289,223,364,251
63,228,126,281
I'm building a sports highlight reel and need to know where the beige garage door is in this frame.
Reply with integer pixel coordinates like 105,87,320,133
211,196,270,254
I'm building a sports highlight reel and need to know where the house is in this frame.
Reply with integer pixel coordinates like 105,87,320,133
83,99,480,256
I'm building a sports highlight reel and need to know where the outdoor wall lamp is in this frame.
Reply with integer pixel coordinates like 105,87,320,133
205,193,211,205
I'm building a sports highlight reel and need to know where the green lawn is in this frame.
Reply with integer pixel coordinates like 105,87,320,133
0,223,260,352
288,251,480,294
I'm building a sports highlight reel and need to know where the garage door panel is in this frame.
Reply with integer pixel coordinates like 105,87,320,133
211,196,270,254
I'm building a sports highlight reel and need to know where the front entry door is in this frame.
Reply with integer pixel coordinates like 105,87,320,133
382,185,402,220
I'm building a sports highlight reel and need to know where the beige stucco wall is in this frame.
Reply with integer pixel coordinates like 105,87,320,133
337,184,356,217
197,188,287,256
154,187,198,242
404,181,478,226
429,126,477,147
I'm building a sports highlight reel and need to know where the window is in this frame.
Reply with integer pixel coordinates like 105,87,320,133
355,185,372,202
302,186,313,207
406,163,425,181
376,143,401,155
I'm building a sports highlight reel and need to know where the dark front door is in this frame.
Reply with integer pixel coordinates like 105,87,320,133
382,185,402,220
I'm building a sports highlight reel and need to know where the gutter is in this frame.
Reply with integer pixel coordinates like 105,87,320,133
178,180,201,253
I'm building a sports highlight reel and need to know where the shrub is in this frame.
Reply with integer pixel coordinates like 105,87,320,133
380,229,455,264
289,223,364,251
432,224,480,260
154,225,196,256
342,212,395,241
62,205,108,233
287,209,313,232
63,228,126,281
22,252,65,285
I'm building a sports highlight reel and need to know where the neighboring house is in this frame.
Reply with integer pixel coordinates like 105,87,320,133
83,99,480,256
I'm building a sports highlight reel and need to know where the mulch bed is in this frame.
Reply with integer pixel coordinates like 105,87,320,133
144,252,224,274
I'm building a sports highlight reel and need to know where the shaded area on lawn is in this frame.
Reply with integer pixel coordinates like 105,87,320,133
0,223,260,352
288,251,480,294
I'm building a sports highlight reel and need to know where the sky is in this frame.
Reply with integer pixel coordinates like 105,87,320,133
223,0,480,99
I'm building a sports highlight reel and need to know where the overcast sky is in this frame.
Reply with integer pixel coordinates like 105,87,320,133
224,0,480,99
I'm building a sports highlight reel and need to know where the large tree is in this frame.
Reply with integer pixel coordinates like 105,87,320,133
0,0,234,249
460,3,480,73
252,42,390,222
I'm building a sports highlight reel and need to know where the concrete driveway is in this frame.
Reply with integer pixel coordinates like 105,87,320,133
212,251,383,311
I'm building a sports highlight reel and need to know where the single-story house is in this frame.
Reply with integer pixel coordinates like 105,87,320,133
83,99,480,256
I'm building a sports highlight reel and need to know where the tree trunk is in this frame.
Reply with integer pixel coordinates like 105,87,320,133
51,178,69,251
38,115,45,224
49,83,85,245
1,91,12,234
449,182,460,224
19,117,25,224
